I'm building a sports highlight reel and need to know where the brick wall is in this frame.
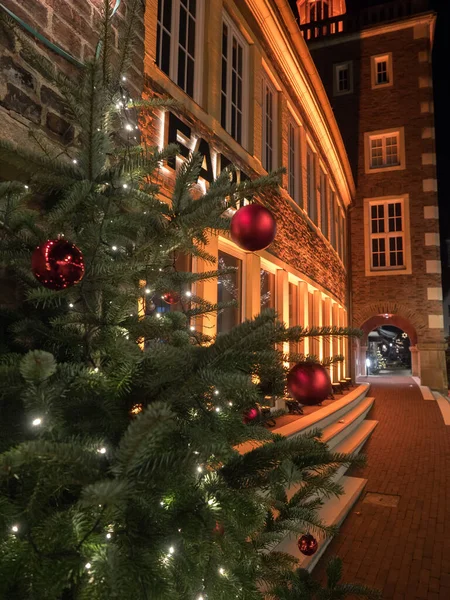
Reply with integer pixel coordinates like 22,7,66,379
0,0,144,153
310,19,443,345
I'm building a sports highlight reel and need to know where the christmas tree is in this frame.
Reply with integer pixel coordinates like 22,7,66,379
0,3,378,599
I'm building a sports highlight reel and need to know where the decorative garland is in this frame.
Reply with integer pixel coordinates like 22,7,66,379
0,0,121,68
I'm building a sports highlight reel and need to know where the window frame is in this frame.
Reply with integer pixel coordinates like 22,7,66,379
364,127,405,174
333,61,353,96
220,11,249,148
371,52,393,89
319,167,329,239
216,243,245,333
287,116,301,204
363,195,412,276
306,144,317,225
156,0,204,103
262,71,278,172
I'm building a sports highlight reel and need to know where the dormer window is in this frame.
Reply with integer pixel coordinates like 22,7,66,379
308,0,330,21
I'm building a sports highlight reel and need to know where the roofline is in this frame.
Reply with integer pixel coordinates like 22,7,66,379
246,0,356,206
307,10,436,50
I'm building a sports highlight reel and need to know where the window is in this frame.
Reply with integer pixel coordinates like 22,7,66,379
307,0,329,21
369,200,405,270
333,195,339,255
288,119,300,203
262,73,278,172
307,146,317,224
221,14,248,146
260,268,275,311
371,53,393,89
156,0,203,100
333,62,353,96
217,250,242,333
329,189,336,249
319,169,328,238
365,128,405,173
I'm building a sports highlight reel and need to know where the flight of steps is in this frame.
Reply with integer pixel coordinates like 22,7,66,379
271,383,377,572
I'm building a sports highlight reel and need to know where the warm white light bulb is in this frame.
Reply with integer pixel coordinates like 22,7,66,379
97,447,106,454
11,525,19,533
93,367,99,373
72,159,78,164
24,185,29,189
125,124,133,131
168,546,174,554
208,499,214,505
185,291,192,297
219,567,225,575
112,245,118,251
228,402,233,407
190,326,195,331
145,288,151,294
85,562,92,570
214,390,219,396
32,418,42,427
122,75,127,81
106,533,112,539
156,313,162,319
122,183,128,189
215,407,221,413
197,466,203,473
69,303,74,308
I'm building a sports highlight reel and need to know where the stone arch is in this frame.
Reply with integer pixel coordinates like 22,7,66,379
360,314,418,346
352,301,426,345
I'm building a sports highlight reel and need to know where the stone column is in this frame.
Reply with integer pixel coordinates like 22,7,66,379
312,290,322,359
331,302,339,382
410,345,420,378
196,234,218,338
276,269,290,357
298,281,309,356
360,345,368,377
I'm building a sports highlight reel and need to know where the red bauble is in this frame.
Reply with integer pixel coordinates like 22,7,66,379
287,363,331,406
163,291,180,305
230,204,276,252
213,522,225,536
243,406,260,424
297,533,318,556
31,239,85,290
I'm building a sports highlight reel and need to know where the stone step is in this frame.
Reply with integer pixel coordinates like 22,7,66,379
273,475,368,572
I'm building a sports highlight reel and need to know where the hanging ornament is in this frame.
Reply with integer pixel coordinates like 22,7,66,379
297,533,318,556
287,363,331,406
163,291,180,305
31,239,85,290
243,406,260,424
230,204,276,252
213,521,225,536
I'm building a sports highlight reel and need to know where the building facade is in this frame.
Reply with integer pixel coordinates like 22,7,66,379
297,0,447,390
142,0,355,382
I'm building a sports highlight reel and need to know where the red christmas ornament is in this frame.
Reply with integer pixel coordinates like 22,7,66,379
213,522,225,536
230,204,276,252
31,239,85,290
297,533,318,556
243,406,260,424
287,363,331,406
163,291,180,305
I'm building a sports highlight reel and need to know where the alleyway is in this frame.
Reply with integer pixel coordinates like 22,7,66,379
313,378,450,600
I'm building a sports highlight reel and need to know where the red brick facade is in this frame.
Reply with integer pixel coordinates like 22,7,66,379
302,4,447,389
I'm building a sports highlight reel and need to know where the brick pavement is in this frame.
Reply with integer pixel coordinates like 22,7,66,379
313,378,450,600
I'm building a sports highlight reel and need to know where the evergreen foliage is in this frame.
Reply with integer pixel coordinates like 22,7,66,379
0,3,374,599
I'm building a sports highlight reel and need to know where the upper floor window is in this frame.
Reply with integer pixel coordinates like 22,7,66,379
288,118,300,203
330,188,336,249
319,168,328,238
371,53,393,89
369,200,404,270
364,196,411,276
306,145,317,224
365,128,405,173
333,61,353,96
156,0,203,100
221,14,248,146
262,73,278,172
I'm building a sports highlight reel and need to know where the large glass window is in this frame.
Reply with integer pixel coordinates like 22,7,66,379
260,269,275,312
221,14,248,146
320,168,328,238
307,146,317,224
288,120,300,204
262,73,277,172
217,250,242,333
156,0,202,99
369,133,399,169
369,200,404,269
